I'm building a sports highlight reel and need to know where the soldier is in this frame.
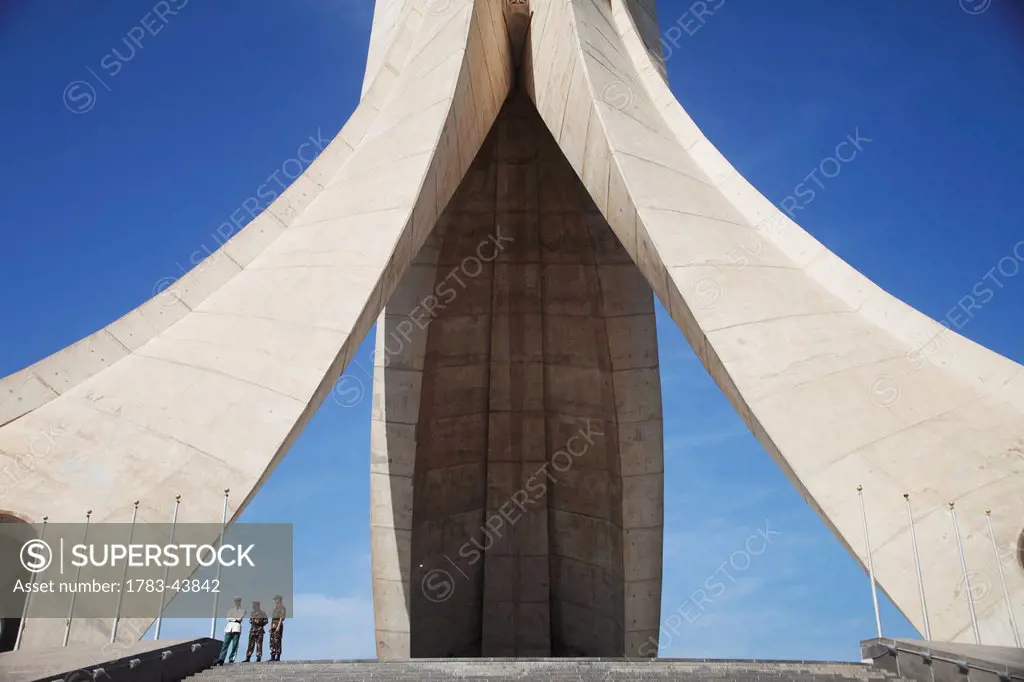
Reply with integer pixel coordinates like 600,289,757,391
244,600,269,662
269,595,286,662
214,597,245,666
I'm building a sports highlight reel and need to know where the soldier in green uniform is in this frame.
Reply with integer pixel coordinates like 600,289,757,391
269,595,286,662
244,600,268,662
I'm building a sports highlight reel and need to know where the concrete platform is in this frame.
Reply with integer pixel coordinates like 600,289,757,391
187,657,903,681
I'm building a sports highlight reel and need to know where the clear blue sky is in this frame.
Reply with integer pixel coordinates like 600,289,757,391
2,0,1023,662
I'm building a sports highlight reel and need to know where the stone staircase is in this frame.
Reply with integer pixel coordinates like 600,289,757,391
187,658,907,681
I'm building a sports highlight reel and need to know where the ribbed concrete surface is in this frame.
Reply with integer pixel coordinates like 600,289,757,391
372,91,663,659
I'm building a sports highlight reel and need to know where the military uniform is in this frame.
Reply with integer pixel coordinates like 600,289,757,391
245,601,268,662
269,597,286,661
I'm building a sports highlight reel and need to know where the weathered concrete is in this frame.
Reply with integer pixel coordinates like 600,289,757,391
371,91,663,659
1,0,1022,658
528,0,1024,648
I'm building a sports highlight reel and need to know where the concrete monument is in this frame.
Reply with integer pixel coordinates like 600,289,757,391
1,0,1021,659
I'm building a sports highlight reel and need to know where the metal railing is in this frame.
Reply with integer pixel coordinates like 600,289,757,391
872,639,1024,681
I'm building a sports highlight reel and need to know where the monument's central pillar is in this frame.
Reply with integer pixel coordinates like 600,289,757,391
370,89,664,658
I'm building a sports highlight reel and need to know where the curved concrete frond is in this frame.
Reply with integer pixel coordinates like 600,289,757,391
521,0,1023,647
0,2,430,431
3,0,508,649
363,0,409,95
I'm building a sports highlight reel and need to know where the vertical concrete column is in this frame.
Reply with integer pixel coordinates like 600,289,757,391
534,102,627,657
597,241,664,657
370,226,442,659
482,92,551,657
409,128,500,658
383,85,663,657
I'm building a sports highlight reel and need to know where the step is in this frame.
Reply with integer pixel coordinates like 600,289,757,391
186,658,905,681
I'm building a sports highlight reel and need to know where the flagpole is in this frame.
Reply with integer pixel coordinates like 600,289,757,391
985,509,1020,647
110,501,140,643
63,510,92,647
903,494,931,639
949,501,981,644
209,489,230,639
154,495,181,640
858,485,882,638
